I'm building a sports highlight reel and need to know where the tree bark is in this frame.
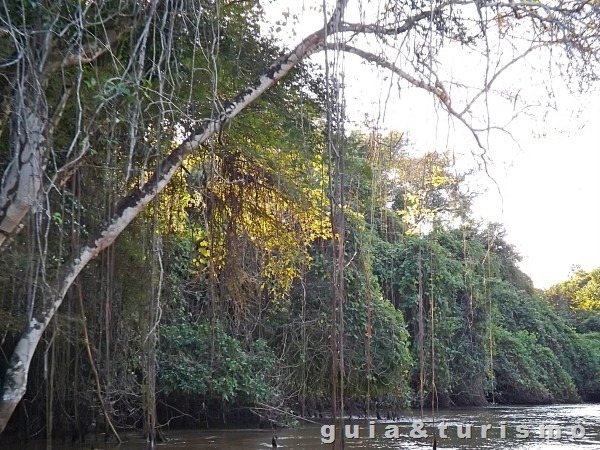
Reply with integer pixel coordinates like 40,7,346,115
0,96,47,248
0,17,130,252
0,1,349,434
0,0,595,438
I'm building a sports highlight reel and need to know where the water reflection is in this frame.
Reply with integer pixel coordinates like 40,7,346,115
2,404,599,449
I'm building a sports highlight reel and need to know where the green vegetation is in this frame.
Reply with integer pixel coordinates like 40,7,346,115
0,0,599,442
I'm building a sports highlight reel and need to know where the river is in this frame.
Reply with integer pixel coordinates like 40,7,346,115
3,404,599,449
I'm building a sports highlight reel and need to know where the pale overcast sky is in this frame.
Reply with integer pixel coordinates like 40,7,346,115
263,0,600,289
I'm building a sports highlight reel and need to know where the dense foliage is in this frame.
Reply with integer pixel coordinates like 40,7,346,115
0,0,599,442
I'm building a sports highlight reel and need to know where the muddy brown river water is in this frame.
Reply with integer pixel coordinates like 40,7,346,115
2,404,599,449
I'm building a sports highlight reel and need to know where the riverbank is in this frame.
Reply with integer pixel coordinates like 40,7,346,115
2,404,599,450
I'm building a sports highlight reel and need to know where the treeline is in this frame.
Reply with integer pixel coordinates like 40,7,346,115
1,0,599,442
3,125,600,438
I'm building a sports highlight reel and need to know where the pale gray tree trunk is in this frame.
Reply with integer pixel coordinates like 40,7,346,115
0,17,128,251
0,3,348,431
0,80,47,248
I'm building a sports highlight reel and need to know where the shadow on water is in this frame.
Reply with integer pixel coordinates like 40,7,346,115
1,404,599,449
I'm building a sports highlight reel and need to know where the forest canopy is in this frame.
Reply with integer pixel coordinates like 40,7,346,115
0,0,599,445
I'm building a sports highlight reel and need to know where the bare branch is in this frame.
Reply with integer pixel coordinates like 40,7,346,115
329,43,487,151
459,44,546,116
45,21,130,73
0,0,352,432
339,1,470,35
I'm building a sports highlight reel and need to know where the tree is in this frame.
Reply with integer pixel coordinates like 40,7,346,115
1,0,599,435
548,267,600,312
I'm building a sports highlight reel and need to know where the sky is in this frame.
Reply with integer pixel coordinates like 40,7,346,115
262,0,600,289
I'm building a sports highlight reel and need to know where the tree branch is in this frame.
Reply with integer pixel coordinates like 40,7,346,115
45,21,130,73
339,1,468,35
459,44,546,116
0,0,351,432
328,43,487,151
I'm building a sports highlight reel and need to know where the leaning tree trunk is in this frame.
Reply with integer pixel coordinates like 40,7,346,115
0,1,350,434
0,50,49,429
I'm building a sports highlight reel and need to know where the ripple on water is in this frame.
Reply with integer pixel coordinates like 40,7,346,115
2,404,599,449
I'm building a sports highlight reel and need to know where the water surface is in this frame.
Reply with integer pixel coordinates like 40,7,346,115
4,403,599,449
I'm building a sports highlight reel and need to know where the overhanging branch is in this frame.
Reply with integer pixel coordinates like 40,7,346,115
0,0,352,433
328,43,487,151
